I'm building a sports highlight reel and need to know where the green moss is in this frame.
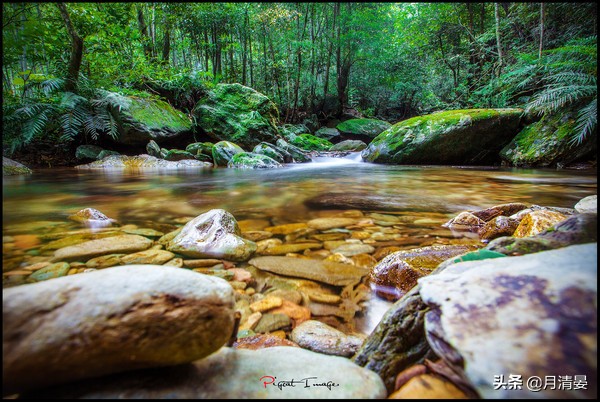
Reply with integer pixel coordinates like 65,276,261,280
227,152,282,169
336,118,391,138
290,133,333,151
3,165,32,175
129,98,192,130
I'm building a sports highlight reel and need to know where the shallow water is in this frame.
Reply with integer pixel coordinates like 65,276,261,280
2,155,597,333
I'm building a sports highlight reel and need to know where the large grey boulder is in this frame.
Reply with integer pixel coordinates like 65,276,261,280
362,108,523,165
2,265,235,395
26,346,387,399
167,209,257,261
418,243,597,399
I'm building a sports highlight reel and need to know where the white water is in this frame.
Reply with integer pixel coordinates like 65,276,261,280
301,151,364,168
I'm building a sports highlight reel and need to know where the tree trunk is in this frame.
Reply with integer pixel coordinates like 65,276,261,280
494,3,503,76
137,6,154,61
56,3,83,92
162,23,171,65
538,3,545,60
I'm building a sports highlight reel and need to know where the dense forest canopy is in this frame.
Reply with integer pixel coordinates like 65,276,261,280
2,2,597,155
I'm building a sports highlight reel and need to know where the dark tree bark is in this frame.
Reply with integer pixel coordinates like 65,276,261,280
56,3,83,92
137,6,154,61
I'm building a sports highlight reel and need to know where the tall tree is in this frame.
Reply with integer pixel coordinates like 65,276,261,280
56,3,83,92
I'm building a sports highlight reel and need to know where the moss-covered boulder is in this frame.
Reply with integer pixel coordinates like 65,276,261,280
146,140,162,158
76,154,211,169
227,152,283,169
106,92,193,146
212,141,245,167
279,124,311,141
500,108,597,167
75,145,103,160
314,127,342,141
330,140,367,152
252,142,289,163
336,118,391,140
290,133,333,151
3,157,32,175
192,83,281,149
362,108,524,165
186,142,214,158
164,149,197,161
275,139,312,163
96,150,120,160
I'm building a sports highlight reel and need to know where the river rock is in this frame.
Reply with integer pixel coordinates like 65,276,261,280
2,265,235,395
52,234,153,262
107,92,193,145
258,242,322,255
75,145,103,160
291,320,365,357
362,108,524,165
192,83,281,149
249,296,283,313
471,202,529,221
249,256,369,286
512,209,567,237
574,195,597,214
331,243,375,257
275,139,312,163
25,346,387,399
486,213,597,255
336,118,391,140
27,262,70,282
389,374,469,399
307,217,358,230
233,334,299,350
330,140,368,152
96,150,120,159
442,211,485,230
227,152,282,169
254,313,291,333
211,140,245,167
477,215,521,242
369,245,476,301
314,127,341,141
164,149,196,161
3,157,32,175
146,140,162,157
252,142,290,164
68,207,116,228
119,249,175,265
418,243,597,399
167,209,257,261
76,154,212,169
270,299,311,327
265,222,308,234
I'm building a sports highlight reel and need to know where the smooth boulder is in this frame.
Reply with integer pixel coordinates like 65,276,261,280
291,320,365,357
336,118,391,140
362,108,523,165
418,243,597,399
26,346,387,399
2,265,235,395
167,209,257,261
76,154,212,169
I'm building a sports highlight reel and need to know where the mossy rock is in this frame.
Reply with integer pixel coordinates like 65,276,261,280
252,142,288,163
76,155,212,169
275,139,312,163
3,157,32,175
336,118,391,139
500,108,597,168
314,127,341,141
227,152,282,169
186,142,214,158
362,108,524,165
192,83,281,149
330,140,367,152
279,124,311,141
96,150,120,160
107,91,192,146
290,134,333,151
75,145,103,160
146,140,162,158
164,149,197,161
212,141,245,167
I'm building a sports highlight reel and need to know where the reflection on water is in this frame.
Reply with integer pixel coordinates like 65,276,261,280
2,161,597,334
3,163,595,227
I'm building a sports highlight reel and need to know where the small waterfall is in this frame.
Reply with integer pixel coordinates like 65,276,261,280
309,151,364,166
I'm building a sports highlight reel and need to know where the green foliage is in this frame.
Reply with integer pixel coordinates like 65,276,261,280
525,37,597,145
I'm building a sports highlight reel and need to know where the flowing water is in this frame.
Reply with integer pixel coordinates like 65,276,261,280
2,154,597,334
